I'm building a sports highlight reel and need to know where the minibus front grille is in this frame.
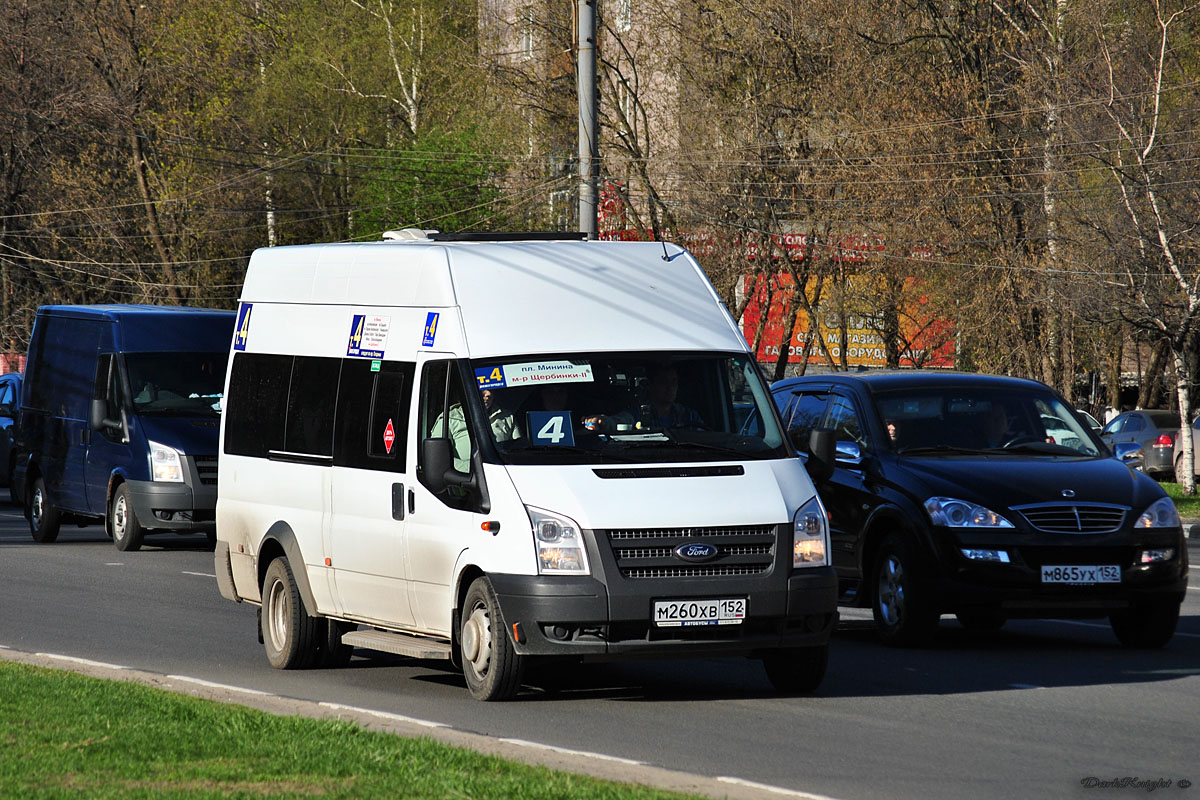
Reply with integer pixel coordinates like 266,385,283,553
194,455,219,486
604,524,778,579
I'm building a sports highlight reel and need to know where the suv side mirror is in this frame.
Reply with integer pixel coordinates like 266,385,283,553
806,428,836,484
1112,441,1145,470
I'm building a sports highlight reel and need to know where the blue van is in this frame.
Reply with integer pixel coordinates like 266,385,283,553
13,305,235,550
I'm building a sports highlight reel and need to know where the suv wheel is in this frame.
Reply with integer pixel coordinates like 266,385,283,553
872,534,938,647
1110,600,1180,648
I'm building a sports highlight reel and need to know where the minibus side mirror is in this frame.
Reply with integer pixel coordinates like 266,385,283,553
806,428,835,484
420,437,476,494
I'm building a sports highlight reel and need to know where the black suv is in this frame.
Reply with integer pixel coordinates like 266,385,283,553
771,371,1189,647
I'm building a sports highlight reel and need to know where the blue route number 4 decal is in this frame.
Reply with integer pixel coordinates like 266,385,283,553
527,411,575,447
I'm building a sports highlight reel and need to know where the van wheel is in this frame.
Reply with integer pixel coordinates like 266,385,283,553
460,577,523,701
1110,600,1180,648
762,644,828,694
261,557,319,669
873,534,939,647
29,476,61,543
111,485,145,552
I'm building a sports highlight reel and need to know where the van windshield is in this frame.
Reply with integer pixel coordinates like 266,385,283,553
126,351,229,416
469,352,788,464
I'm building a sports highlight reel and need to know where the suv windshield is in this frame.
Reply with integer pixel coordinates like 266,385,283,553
126,351,228,416
876,386,1102,457
470,351,787,465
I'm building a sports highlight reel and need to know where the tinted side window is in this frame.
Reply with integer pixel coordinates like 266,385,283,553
334,359,414,471
1124,416,1144,433
27,316,105,417
225,353,290,457
827,395,866,448
782,391,829,453
284,356,341,456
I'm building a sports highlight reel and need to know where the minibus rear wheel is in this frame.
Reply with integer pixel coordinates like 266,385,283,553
460,577,524,701
261,557,320,669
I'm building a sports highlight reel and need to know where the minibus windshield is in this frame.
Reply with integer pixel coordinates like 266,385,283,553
470,351,789,464
126,351,229,416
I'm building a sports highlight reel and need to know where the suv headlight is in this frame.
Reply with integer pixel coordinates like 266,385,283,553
793,495,829,567
149,440,184,482
924,497,1013,528
1135,497,1181,529
528,507,590,575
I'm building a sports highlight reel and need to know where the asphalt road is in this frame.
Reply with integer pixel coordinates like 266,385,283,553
0,505,1196,800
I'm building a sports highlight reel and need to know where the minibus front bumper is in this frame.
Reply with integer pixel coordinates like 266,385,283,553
488,568,838,659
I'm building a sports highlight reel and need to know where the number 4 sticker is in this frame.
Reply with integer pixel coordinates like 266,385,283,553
233,303,252,351
527,411,574,447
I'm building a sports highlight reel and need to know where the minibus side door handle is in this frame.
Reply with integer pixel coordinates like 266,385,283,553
391,483,404,521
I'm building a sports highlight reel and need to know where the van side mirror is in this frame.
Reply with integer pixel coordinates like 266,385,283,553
806,428,836,484
90,398,128,440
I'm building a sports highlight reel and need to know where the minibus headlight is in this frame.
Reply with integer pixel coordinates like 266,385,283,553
793,495,829,568
149,440,184,483
1134,497,1181,529
528,508,589,575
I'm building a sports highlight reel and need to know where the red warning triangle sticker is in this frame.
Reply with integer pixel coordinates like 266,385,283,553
383,418,396,454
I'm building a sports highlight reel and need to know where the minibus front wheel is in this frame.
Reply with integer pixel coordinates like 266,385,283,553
460,576,524,701
111,485,145,552
261,557,320,669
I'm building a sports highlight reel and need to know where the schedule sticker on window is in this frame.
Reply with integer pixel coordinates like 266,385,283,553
347,314,390,359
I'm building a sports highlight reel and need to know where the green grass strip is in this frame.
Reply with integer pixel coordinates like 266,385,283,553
0,661,697,800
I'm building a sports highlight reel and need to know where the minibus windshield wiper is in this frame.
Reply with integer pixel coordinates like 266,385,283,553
499,443,638,462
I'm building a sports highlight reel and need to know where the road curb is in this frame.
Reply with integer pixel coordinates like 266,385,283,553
0,647,833,800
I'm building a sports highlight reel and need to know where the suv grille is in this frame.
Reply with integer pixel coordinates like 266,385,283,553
606,524,778,579
1016,504,1126,533
194,455,219,486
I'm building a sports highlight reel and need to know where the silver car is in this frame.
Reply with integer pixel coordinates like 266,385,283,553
1100,409,1179,479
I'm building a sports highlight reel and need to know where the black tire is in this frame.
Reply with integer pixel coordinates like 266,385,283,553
762,644,828,694
955,609,1006,632
872,534,939,647
317,618,355,668
1110,600,1181,648
460,576,524,701
110,484,145,552
261,557,320,669
29,476,60,543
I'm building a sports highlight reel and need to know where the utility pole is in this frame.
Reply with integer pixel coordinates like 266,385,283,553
577,0,598,239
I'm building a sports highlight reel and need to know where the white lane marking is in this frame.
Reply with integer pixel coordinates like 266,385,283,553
717,776,844,799
36,654,127,671
1052,619,1200,639
182,571,216,578
319,701,448,730
497,738,644,766
166,675,273,696
105,563,124,567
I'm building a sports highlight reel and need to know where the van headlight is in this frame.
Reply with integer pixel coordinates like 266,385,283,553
793,495,829,568
924,497,1013,528
1134,497,1181,529
149,440,184,482
528,508,590,575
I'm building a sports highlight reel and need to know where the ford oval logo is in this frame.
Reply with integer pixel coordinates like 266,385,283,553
674,543,719,562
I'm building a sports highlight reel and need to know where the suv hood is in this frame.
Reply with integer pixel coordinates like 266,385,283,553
897,454,1163,513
